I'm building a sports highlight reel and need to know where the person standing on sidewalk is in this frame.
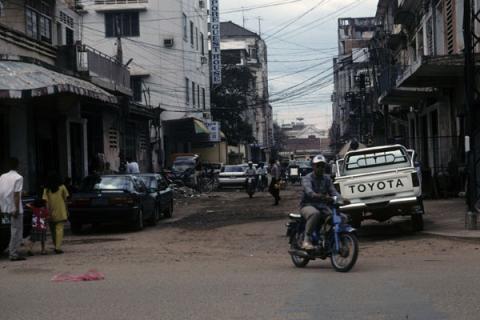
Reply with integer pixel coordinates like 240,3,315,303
0,158,26,261
269,159,281,205
42,172,69,254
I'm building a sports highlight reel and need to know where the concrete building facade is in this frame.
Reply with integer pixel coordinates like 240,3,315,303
78,0,212,168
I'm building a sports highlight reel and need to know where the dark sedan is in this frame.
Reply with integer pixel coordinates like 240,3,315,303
68,175,156,233
136,173,174,220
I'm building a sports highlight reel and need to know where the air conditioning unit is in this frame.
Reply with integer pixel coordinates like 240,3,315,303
199,0,205,9
200,56,208,64
164,38,174,48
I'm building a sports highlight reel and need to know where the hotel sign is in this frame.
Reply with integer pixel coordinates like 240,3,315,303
210,0,222,85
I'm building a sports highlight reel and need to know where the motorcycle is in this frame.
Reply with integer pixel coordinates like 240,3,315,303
246,176,256,198
286,196,359,272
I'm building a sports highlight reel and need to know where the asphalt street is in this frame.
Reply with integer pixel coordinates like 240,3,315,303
1,188,480,320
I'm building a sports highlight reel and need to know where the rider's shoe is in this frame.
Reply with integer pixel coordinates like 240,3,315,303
301,240,315,250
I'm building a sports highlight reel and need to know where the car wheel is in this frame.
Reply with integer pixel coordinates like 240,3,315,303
70,223,82,235
164,201,173,218
411,213,424,232
148,206,159,226
133,209,144,231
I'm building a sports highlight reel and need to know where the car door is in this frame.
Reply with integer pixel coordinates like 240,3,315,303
134,177,155,217
157,174,172,212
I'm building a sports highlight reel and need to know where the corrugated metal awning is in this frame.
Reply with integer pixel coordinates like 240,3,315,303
0,61,117,103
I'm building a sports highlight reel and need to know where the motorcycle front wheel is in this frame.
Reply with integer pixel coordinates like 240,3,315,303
330,233,358,272
290,232,310,268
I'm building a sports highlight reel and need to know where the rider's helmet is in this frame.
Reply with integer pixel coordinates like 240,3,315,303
311,154,327,166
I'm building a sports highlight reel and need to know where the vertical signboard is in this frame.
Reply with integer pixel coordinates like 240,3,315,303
210,0,222,85
206,121,221,142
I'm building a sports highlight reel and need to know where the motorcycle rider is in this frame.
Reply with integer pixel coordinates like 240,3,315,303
300,154,349,250
256,163,267,191
245,161,257,191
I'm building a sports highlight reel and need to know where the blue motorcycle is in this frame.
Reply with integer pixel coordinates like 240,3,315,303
286,197,359,272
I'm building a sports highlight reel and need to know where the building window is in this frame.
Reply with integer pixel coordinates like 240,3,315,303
202,88,206,110
190,21,194,47
183,13,187,41
131,77,143,102
105,11,139,38
185,78,190,104
197,84,200,108
248,46,257,60
25,2,52,43
200,32,205,55
65,27,74,45
195,27,199,50
192,81,196,107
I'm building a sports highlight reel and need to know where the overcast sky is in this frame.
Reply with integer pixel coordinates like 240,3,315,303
219,0,378,130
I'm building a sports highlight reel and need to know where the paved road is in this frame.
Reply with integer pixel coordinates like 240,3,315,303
1,190,480,320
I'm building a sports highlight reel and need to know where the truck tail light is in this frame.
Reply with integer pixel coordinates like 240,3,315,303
411,172,420,187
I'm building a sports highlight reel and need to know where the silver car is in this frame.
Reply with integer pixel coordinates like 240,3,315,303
218,165,247,188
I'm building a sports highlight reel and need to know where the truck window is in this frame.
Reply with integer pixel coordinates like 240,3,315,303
345,148,408,171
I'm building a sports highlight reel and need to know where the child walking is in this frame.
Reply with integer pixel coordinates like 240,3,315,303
27,199,49,255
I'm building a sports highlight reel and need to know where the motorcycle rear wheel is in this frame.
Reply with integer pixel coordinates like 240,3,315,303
290,232,310,268
330,233,358,272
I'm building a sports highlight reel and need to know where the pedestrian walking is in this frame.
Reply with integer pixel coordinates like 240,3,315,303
126,157,140,174
0,157,26,261
269,158,281,206
42,172,69,254
26,199,49,256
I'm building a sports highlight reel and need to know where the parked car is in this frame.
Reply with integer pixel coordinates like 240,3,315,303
335,144,424,230
218,165,247,188
136,173,174,220
169,158,197,187
68,175,156,233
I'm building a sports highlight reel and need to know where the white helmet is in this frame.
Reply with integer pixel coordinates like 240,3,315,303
312,154,327,165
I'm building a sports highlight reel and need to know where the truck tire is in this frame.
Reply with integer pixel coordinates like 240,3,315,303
349,215,362,229
411,214,424,232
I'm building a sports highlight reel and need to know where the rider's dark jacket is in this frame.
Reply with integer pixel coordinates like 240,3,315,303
301,172,340,210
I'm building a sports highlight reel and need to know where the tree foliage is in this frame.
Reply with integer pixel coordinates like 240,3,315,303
211,65,256,145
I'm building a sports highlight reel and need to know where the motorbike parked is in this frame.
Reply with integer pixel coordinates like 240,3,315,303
246,176,256,198
286,196,359,272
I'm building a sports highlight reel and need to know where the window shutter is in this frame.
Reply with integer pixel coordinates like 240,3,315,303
444,0,455,54
105,13,114,37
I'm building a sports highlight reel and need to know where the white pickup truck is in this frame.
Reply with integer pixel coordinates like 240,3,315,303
335,144,424,231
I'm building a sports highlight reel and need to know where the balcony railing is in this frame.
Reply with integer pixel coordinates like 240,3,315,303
57,44,131,96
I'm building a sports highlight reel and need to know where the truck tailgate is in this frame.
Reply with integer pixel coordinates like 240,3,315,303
339,171,414,199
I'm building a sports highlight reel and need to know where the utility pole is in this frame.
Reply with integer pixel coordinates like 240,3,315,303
257,17,263,36
463,0,480,221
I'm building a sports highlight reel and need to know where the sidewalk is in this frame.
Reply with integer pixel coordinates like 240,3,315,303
422,198,480,240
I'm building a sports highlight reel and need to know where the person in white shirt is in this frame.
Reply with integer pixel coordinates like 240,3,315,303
126,157,140,174
0,158,25,261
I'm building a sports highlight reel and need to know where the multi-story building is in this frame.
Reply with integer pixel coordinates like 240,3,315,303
216,21,273,162
78,0,212,167
370,0,468,198
0,0,147,190
331,17,376,152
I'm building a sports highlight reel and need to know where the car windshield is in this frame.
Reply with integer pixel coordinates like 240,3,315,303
222,166,244,173
345,148,409,171
137,176,157,189
81,176,133,192
172,160,195,172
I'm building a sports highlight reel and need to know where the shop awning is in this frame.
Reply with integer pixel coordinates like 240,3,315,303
164,117,211,143
193,118,210,134
0,60,117,103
